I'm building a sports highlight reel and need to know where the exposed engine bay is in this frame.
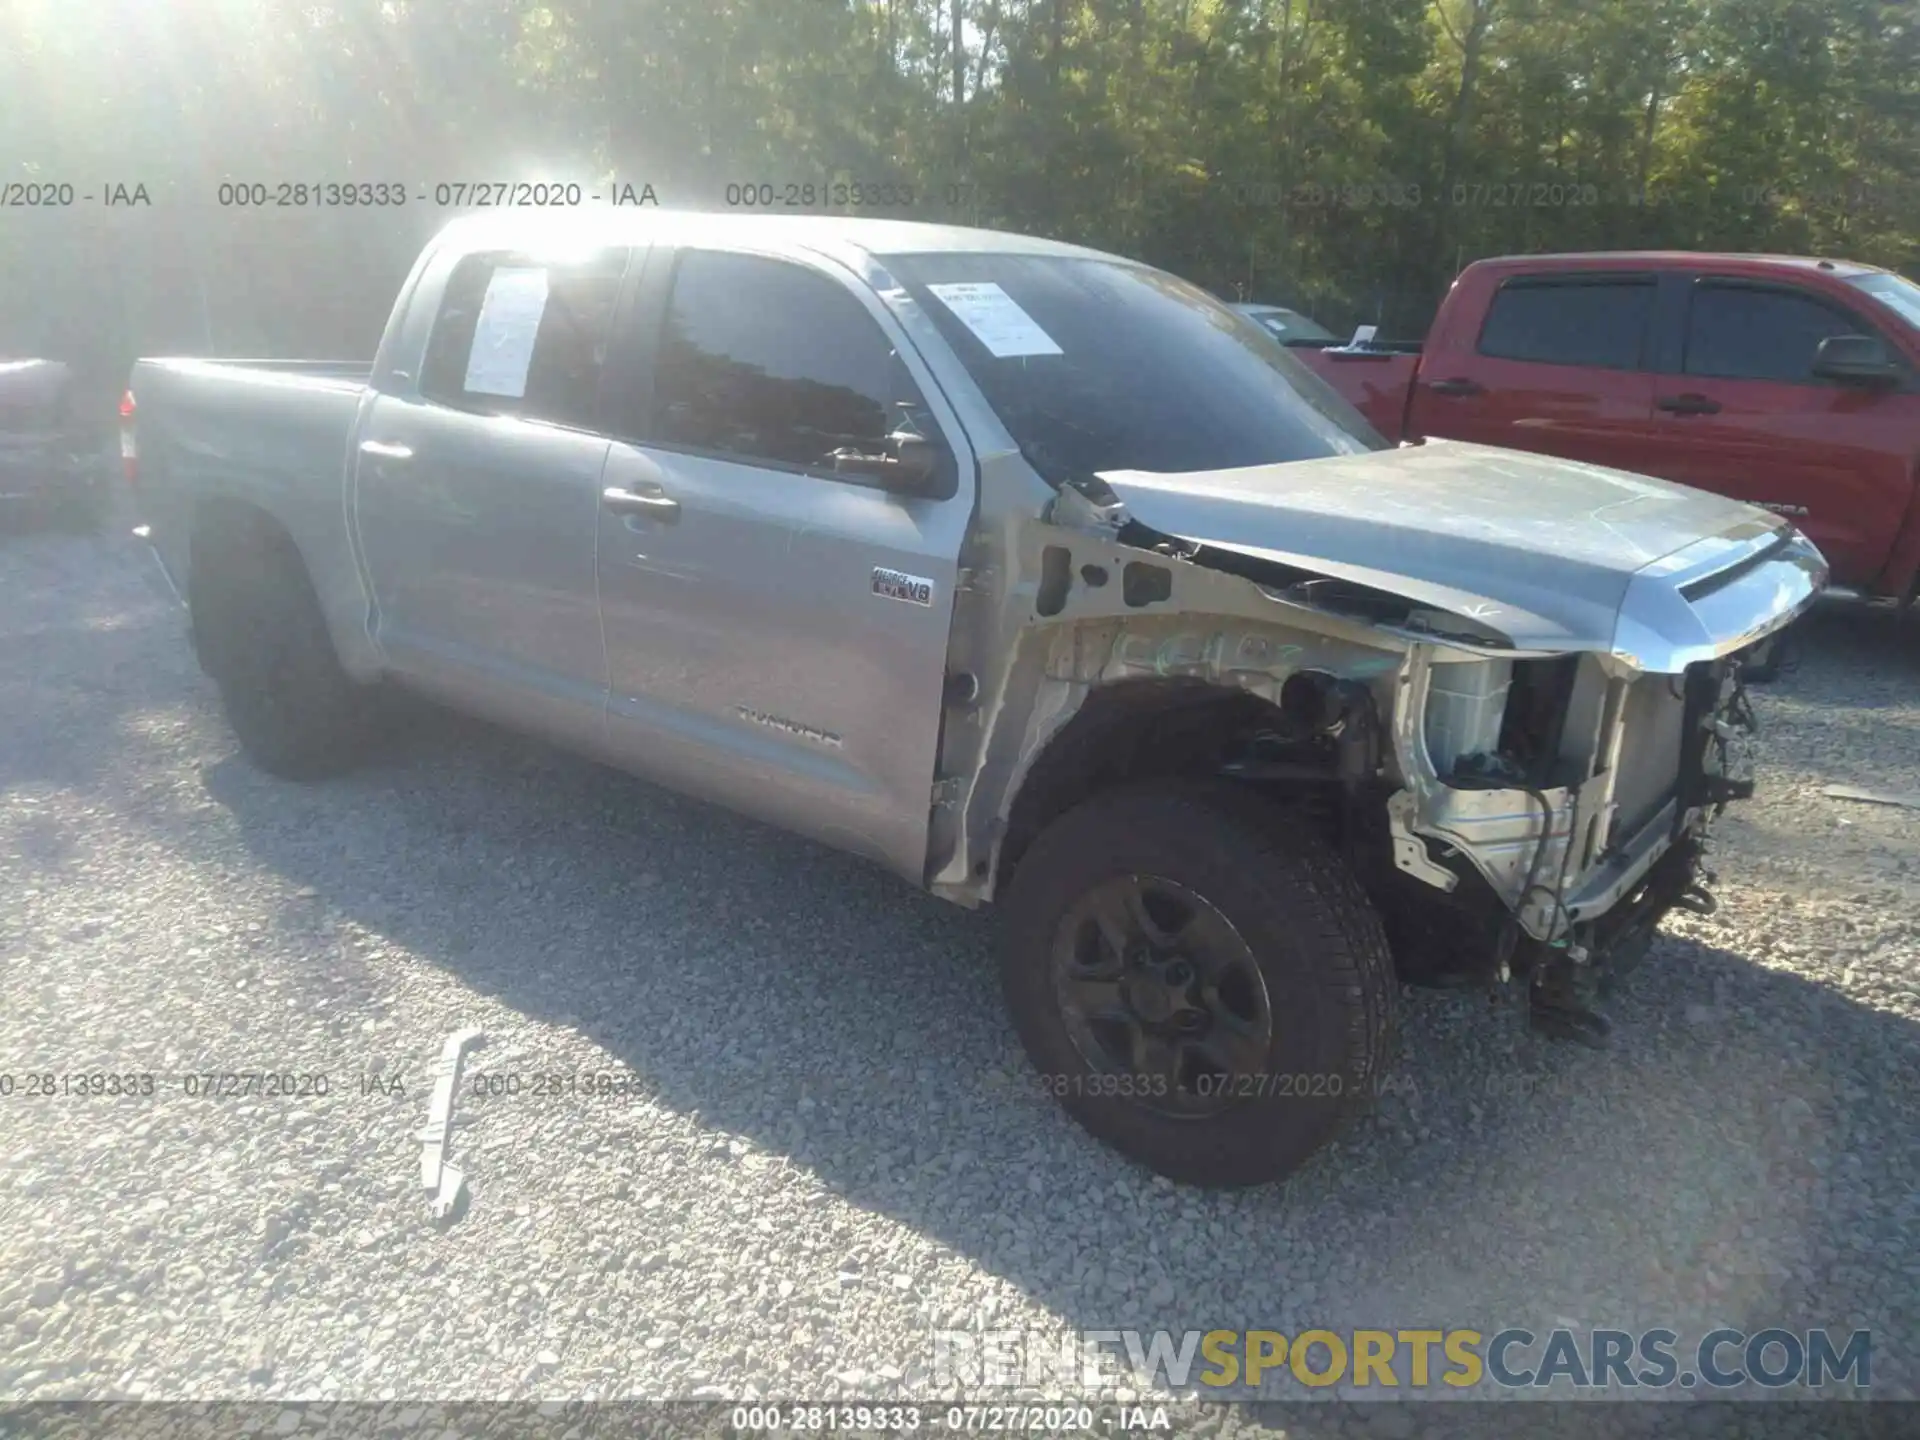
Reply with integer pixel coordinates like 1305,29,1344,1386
939,458,1814,1047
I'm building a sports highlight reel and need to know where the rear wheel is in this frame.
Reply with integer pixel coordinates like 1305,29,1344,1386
189,515,372,779
999,781,1398,1187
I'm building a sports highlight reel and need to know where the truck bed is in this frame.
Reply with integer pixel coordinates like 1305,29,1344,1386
126,357,374,640
153,358,376,380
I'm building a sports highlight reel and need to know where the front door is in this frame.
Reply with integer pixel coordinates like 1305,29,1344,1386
593,246,975,880
1647,276,1920,589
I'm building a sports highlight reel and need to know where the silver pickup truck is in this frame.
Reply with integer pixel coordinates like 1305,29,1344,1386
125,212,1825,1187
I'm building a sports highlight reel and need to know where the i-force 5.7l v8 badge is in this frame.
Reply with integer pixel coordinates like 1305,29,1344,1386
872,567,935,606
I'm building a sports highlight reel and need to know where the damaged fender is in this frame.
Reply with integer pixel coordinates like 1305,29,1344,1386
925,472,1501,908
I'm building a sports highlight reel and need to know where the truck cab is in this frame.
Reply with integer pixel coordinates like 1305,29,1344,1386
1298,252,1920,604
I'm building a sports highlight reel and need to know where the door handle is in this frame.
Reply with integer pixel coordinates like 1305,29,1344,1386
358,439,413,460
1656,393,1722,415
1426,377,1484,397
601,486,680,523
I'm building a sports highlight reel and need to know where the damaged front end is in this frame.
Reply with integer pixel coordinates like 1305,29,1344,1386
1151,479,1820,1040
1384,645,1761,1043
941,449,1825,1044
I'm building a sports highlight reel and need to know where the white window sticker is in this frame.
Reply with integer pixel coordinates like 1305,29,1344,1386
927,281,1063,358
463,266,550,398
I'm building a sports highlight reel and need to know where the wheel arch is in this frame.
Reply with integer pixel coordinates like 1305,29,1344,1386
994,773,1400,1186
184,495,316,675
993,675,1359,897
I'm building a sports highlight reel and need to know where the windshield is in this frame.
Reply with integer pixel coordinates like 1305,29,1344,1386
1847,272,1920,331
884,253,1387,487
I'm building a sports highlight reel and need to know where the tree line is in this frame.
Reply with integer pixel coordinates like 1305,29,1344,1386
1,0,1915,375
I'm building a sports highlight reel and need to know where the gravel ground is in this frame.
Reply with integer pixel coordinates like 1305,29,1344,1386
1,517,1916,1433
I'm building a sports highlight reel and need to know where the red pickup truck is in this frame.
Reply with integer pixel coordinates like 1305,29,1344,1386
1293,252,1920,607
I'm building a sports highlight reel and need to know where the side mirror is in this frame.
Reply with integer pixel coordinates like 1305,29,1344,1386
829,430,949,496
1811,334,1902,386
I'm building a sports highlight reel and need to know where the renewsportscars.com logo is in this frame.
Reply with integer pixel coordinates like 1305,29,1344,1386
931,1327,1872,1393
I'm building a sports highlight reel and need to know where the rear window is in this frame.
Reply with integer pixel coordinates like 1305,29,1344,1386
1477,277,1655,370
420,248,631,429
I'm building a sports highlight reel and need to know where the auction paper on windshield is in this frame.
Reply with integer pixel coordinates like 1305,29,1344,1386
927,282,1064,358
464,267,551,398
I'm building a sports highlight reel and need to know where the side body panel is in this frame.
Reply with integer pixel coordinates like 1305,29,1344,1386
348,239,645,753
1401,264,1663,474
127,360,382,678
351,395,613,751
1292,349,1420,440
1639,268,1920,593
592,243,979,881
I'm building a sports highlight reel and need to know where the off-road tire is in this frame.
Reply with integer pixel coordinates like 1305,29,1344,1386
189,516,371,779
999,780,1399,1188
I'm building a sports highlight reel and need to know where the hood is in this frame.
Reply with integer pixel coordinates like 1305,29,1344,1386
1098,439,1792,651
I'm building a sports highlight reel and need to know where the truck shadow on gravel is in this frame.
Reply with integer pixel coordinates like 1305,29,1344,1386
191,690,1920,1415
1760,605,1920,789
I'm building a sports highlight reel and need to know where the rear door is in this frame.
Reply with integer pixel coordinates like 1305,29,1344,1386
1406,271,1661,475
592,244,976,881
1647,275,1920,587
353,244,634,751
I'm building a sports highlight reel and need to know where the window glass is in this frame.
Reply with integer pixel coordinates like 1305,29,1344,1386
419,248,629,429
1847,272,1920,330
650,250,935,473
1685,284,1876,383
881,252,1382,488
1476,279,1654,369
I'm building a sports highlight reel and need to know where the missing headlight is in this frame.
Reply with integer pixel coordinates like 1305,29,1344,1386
1496,655,1580,785
1424,654,1581,788
1423,658,1512,777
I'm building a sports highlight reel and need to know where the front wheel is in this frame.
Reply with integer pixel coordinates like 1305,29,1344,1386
999,782,1398,1188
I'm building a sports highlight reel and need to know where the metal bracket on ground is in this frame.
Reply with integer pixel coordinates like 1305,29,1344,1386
419,1026,486,1225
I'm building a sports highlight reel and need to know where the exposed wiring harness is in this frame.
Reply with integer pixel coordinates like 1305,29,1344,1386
1450,753,1575,969
1706,670,1760,814
1518,783,1577,945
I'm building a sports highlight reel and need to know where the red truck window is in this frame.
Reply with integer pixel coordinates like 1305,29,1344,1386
1682,282,1893,384
1847,272,1920,331
1476,277,1655,371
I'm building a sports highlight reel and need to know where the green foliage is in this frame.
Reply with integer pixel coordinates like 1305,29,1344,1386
2,0,1915,355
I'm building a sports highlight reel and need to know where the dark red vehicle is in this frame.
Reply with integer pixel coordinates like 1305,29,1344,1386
1292,253,1920,606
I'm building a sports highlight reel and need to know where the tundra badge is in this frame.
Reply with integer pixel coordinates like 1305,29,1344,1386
872,566,935,606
